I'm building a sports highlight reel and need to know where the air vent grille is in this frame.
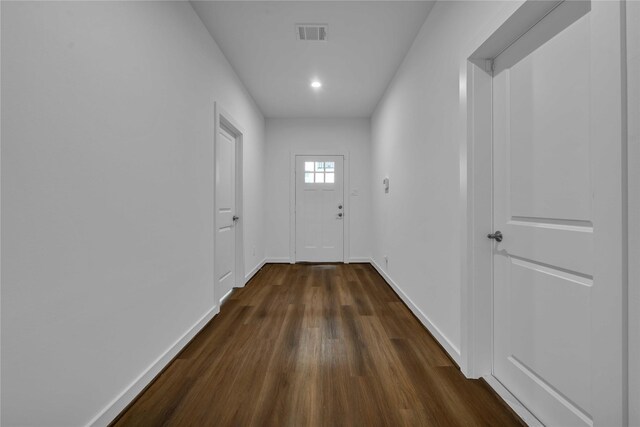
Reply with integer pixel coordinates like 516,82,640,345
296,24,328,41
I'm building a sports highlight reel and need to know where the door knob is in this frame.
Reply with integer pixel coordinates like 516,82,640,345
233,215,239,222
338,205,343,209
487,231,503,242
337,213,343,218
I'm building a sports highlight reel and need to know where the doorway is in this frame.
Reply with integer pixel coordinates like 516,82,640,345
294,155,345,262
465,1,626,425
214,105,244,306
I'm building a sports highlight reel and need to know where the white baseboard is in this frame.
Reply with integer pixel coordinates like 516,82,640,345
265,257,372,264
368,259,537,425
369,259,462,365
245,258,266,283
483,375,543,426
219,287,235,306
84,260,532,427
265,257,291,263
87,305,220,427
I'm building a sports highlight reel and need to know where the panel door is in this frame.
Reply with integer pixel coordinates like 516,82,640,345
215,125,236,303
295,156,344,262
491,2,624,426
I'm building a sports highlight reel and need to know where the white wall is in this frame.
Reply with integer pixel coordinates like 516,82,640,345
0,2,265,426
265,118,371,262
371,1,517,361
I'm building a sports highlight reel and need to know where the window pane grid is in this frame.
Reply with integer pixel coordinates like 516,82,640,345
302,160,337,183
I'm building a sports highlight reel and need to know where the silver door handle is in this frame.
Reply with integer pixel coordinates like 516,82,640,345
233,215,239,222
337,213,343,218
487,231,502,242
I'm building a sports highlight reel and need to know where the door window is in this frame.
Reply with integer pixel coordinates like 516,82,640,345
304,161,335,183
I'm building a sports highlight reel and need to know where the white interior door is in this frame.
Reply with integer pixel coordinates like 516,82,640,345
491,2,624,426
215,124,237,303
295,155,344,262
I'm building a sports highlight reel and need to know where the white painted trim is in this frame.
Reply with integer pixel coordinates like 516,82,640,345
265,257,291,264
459,0,526,378
244,258,266,284
586,2,626,422
460,0,595,380
234,131,244,290
214,103,246,292
289,153,296,264
483,375,543,427
460,58,494,379
348,257,371,263
219,287,234,306
87,305,220,427
627,2,640,425
370,259,461,365
289,150,351,264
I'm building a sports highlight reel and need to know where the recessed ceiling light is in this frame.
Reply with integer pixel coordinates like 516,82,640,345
311,80,322,89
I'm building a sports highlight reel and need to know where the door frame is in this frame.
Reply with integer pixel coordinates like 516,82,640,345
214,102,245,304
289,150,350,264
627,1,640,424
461,0,628,423
461,0,581,380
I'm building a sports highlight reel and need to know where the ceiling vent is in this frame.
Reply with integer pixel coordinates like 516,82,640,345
296,24,328,41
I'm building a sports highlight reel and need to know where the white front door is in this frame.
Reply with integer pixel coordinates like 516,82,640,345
215,124,237,303
491,2,624,426
295,155,344,262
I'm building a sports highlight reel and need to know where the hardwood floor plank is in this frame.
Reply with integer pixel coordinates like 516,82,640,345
113,263,524,427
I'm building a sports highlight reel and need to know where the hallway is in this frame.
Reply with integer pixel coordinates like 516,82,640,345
114,264,522,426
2,1,637,425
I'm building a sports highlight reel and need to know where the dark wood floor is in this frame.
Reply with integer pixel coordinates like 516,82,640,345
114,263,523,427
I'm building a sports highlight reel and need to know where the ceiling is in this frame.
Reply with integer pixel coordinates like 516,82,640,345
191,1,435,118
